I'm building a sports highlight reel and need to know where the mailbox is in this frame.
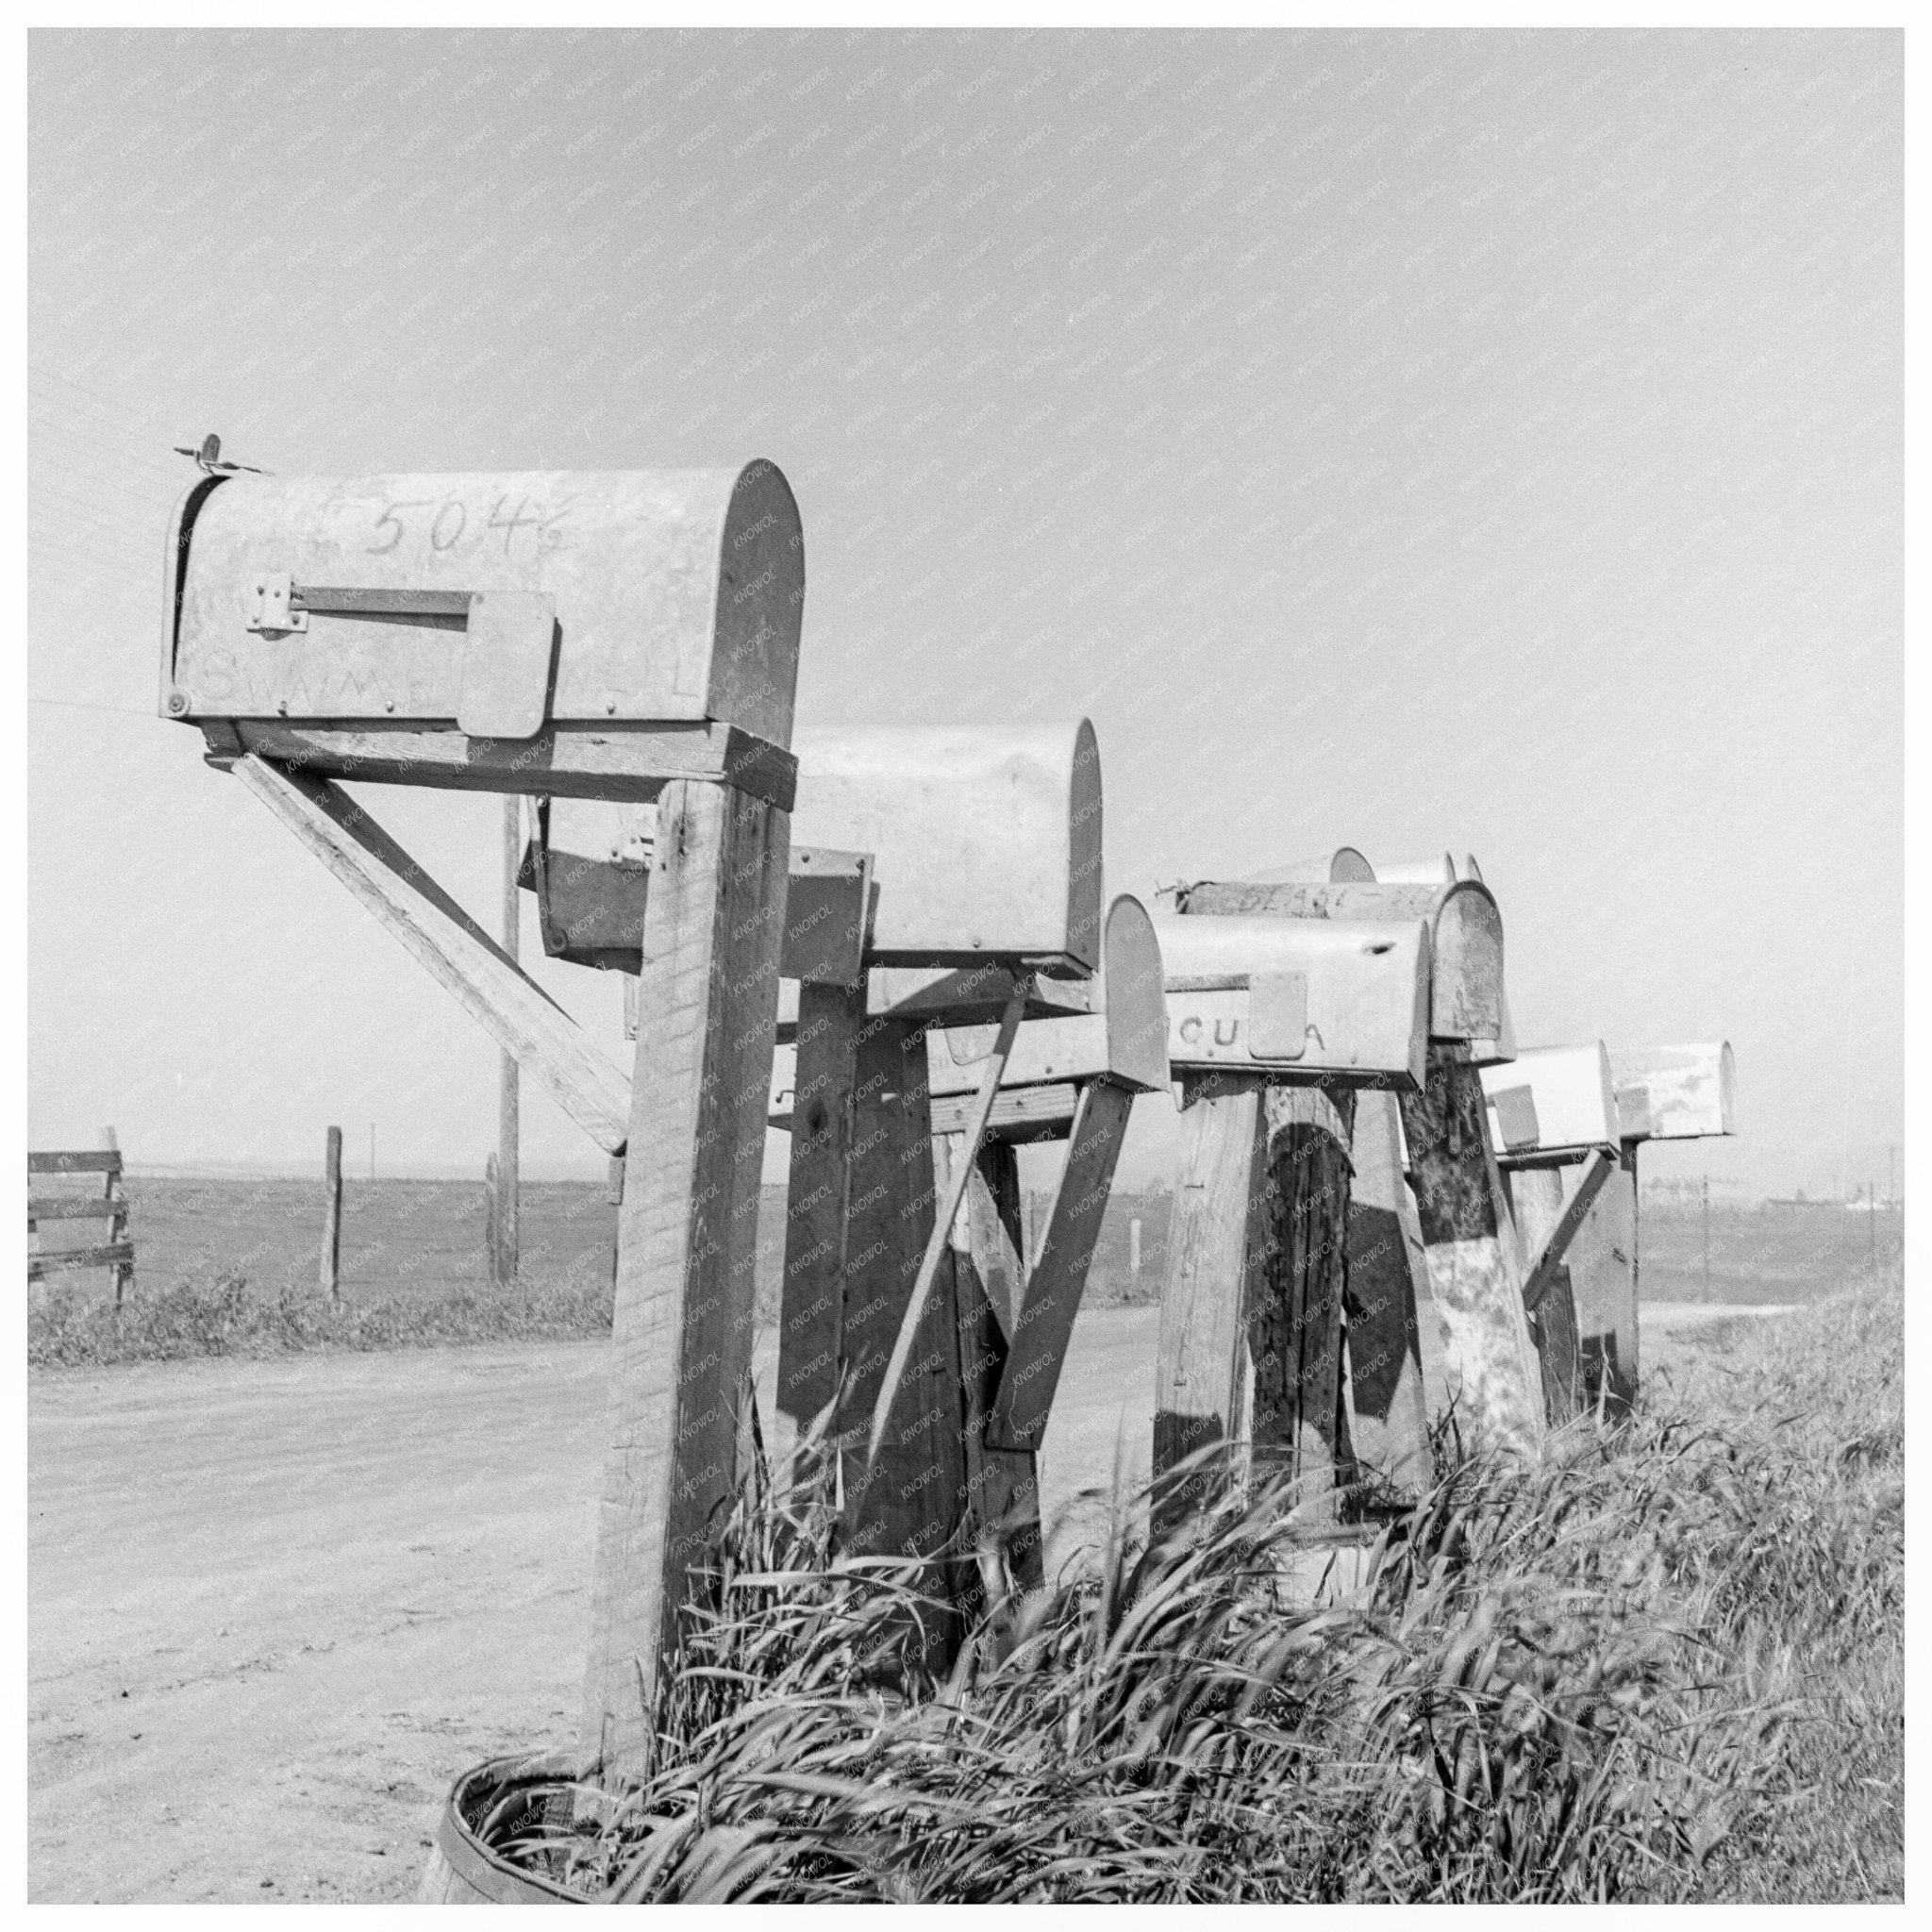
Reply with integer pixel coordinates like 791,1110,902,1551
787,724,1102,973
516,798,656,970
1610,1043,1736,1143
925,895,1168,1113
1176,875,1506,1049
1480,1043,1620,1159
1154,912,1431,1088
162,463,803,800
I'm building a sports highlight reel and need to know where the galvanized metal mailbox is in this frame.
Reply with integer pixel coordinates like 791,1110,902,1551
162,463,803,804
1480,1043,1621,1159
1153,911,1431,1089
1174,875,1507,1050
787,723,1102,973
1611,1043,1736,1143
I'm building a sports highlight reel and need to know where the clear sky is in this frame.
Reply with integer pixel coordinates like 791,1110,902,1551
28,27,1901,1198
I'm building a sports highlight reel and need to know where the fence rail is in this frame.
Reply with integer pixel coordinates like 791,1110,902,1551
27,1128,133,1302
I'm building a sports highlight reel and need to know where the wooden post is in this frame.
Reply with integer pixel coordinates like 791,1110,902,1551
837,1017,974,1668
775,982,868,1434
1567,1149,1639,1414
321,1125,343,1303
102,1126,130,1307
1342,1089,1432,1492
1153,1074,1269,1528
1247,1086,1357,1517
954,1138,1041,1593
495,796,522,1286
1398,1050,1543,1456
606,1152,625,1291
580,780,789,1781
1129,1216,1142,1283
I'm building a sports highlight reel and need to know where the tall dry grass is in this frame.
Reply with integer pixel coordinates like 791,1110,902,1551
468,1269,1900,1903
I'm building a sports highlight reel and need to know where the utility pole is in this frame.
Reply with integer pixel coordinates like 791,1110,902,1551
494,794,522,1285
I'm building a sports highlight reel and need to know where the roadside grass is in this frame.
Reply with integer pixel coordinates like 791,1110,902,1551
25,1271,614,1367
472,1266,1900,1903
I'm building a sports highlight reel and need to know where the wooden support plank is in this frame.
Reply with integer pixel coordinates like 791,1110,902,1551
29,1151,123,1175
494,794,522,1285
931,1083,1079,1143
866,983,1027,1464
1248,1086,1357,1517
1342,1089,1432,1493
989,1079,1135,1453
579,779,789,1781
776,980,866,1429
1398,1050,1544,1456
839,1018,974,1672
220,719,797,812
950,1139,1042,1594
231,756,632,1156
1152,1074,1269,1528
101,1126,130,1305
26,1196,135,1223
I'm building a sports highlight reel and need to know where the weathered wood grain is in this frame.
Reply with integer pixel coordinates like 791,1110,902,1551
579,779,789,1780
776,981,866,1430
320,1125,343,1301
1398,1050,1544,1455
1248,1086,1356,1516
1342,1088,1433,1493
1153,1074,1269,1526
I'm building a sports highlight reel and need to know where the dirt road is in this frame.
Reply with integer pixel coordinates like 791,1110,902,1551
28,1302,1782,1902
27,1310,1160,1904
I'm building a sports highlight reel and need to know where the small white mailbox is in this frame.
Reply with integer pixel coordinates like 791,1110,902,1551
1154,912,1431,1088
163,464,803,802
1610,1043,1736,1143
1480,1043,1621,1159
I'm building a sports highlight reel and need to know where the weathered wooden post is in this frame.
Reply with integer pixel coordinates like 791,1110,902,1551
1169,870,1542,1466
1149,908,1436,1524
321,1124,343,1302
766,725,1162,1645
161,458,805,1784
101,1126,131,1307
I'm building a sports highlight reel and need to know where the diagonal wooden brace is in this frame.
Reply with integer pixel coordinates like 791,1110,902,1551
231,754,633,1155
866,979,1030,1466
1521,1148,1617,1315
985,1076,1137,1453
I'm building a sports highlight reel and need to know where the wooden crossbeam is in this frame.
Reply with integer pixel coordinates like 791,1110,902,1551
231,755,632,1156
26,1196,133,1222
30,1243,135,1279
28,1151,123,1175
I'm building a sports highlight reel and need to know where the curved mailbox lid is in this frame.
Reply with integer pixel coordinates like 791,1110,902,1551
926,896,1169,1098
1174,875,1504,1045
1480,1043,1619,1158
788,723,1101,973
1609,1043,1736,1142
164,463,802,743
1236,847,1376,884
1154,912,1431,1088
